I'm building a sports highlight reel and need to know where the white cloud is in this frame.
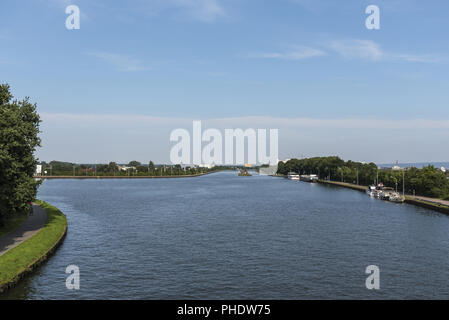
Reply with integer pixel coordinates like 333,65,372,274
173,0,225,22
329,39,383,61
390,54,444,63
138,0,225,22
37,113,449,163
328,39,444,63
41,113,449,130
250,46,326,60
87,52,148,72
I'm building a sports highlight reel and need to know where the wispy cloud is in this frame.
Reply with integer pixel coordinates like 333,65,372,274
328,39,443,63
390,54,444,63
135,0,225,22
41,113,449,130
329,39,383,61
173,0,225,22
38,113,449,163
249,46,326,60
248,40,443,64
87,52,148,72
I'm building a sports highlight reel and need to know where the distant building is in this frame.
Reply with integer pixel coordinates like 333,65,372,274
199,163,214,169
391,160,402,171
441,167,447,173
35,165,42,175
259,165,278,176
118,166,135,171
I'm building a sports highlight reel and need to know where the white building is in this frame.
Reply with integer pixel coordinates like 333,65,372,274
35,165,42,175
118,166,135,171
199,163,215,169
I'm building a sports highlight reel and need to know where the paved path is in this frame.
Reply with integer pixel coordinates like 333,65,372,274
0,204,47,256
412,195,449,207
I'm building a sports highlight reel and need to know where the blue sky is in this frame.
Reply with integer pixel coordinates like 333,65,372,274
1,0,448,163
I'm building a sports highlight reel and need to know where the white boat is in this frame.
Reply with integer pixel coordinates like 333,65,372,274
375,183,385,198
389,192,405,203
300,174,318,183
367,183,387,198
287,172,300,180
367,185,376,197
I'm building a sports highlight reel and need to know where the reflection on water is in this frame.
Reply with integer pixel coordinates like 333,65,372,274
3,171,449,299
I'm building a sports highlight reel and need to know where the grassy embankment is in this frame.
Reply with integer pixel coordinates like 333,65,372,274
0,201,68,292
404,196,449,215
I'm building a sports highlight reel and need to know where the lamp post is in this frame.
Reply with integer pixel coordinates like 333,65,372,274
402,169,405,196
42,170,47,201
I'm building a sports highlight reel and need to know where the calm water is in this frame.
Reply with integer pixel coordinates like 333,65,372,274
2,171,449,299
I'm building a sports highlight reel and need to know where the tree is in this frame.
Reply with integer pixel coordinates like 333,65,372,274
0,84,41,225
128,160,141,167
136,165,147,173
107,162,118,173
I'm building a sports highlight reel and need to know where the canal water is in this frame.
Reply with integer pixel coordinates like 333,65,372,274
2,171,449,299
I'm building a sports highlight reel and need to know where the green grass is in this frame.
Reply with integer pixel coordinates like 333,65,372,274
405,196,449,209
0,212,28,239
0,201,67,287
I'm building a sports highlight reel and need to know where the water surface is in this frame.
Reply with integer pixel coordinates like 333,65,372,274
2,171,449,299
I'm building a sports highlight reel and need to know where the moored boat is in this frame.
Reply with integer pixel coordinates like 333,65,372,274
389,192,405,203
300,174,318,183
287,172,300,180
367,185,376,197
379,187,395,201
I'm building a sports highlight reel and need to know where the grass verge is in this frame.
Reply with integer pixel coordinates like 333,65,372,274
0,200,67,290
404,196,449,214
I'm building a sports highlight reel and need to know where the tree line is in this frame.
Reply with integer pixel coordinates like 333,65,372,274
37,160,211,177
277,156,449,200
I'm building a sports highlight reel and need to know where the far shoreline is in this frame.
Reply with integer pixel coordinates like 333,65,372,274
34,172,215,179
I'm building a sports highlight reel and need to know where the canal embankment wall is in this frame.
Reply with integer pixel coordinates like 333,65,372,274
317,179,449,215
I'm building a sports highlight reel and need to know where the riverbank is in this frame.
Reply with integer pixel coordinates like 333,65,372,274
318,179,449,214
34,172,212,179
318,180,367,192
404,197,449,215
0,201,67,294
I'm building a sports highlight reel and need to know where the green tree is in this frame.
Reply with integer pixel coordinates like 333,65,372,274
0,84,41,225
128,160,141,167
149,161,155,172
107,162,118,174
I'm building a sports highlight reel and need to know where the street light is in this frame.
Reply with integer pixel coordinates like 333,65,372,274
402,168,405,196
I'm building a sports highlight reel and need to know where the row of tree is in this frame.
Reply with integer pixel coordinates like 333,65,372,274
277,157,449,199
38,160,211,176
0,84,40,226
